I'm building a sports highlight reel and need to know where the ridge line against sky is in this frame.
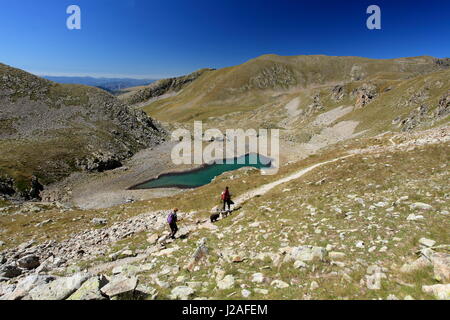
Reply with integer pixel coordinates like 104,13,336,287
1,0,449,79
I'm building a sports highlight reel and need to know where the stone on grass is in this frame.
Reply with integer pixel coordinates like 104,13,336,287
241,289,251,298
217,275,235,290
147,233,159,245
27,272,91,300
422,284,450,300
100,275,138,298
170,286,195,300
419,238,436,247
410,203,433,211
400,256,431,273
251,273,265,283
289,246,327,262
112,264,140,276
294,260,307,269
271,280,289,289
1,275,56,300
67,275,108,300
310,281,319,290
365,265,387,290
110,249,136,261
91,218,108,225
135,284,158,300
429,252,450,282
254,288,269,295
329,252,346,260
355,241,365,248
407,214,424,221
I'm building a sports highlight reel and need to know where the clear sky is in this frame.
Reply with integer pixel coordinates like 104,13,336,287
1,0,449,79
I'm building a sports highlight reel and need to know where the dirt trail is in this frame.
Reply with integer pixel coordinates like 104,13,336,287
233,154,354,206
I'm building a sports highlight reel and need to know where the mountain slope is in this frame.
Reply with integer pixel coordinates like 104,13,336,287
141,55,449,123
0,126,448,300
118,68,215,107
0,63,166,199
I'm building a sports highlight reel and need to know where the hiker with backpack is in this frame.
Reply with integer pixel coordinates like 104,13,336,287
221,186,234,212
167,208,181,239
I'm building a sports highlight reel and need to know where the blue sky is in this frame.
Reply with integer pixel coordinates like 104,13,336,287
0,0,449,78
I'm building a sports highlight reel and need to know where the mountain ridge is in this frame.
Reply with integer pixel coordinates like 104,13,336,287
0,63,166,200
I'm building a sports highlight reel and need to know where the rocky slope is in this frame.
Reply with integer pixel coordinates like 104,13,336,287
0,63,166,200
0,126,448,300
0,55,448,300
118,68,215,107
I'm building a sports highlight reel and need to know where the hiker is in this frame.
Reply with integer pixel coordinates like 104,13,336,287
167,208,180,239
221,187,234,212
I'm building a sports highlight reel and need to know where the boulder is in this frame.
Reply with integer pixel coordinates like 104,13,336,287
241,289,251,298
329,252,346,260
217,275,235,290
170,286,195,300
186,238,209,272
355,241,365,248
147,233,159,245
67,275,108,300
100,275,138,298
0,283,16,297
429,252,450,282
232,255,246,263
271,280,289,289
310,281,319,290
0,265,22,278
251,273,266,283
400,256,431,273
186,282,202,289
1,274,56,300
91,218,108,226
365,272,386,290
293,260,307,269
288,246,327,262
134,284,158,300
112,264,140,276
254,288,269,295
27,272,91,300
365,265,387,290
406,214,424,221
109,249,136,261
422,284,450,300
410,203,433,211
419,238,436,247
17,254,40,270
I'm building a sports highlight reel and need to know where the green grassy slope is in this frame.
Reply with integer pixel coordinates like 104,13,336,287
141,55,449,122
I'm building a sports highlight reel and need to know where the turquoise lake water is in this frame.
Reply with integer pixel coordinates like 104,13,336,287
131,154,271,189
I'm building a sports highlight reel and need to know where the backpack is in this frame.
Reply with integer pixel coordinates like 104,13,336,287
221,191,226,200
167,212,176,224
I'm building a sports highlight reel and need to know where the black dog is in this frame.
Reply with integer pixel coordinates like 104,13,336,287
210,213,220,223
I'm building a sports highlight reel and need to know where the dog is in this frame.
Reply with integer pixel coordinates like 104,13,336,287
210,212,220,223
221,209,231,219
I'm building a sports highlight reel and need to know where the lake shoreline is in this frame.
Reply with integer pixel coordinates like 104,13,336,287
128,153,272,190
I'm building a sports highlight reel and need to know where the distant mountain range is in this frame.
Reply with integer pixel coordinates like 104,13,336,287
42,76,157,93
